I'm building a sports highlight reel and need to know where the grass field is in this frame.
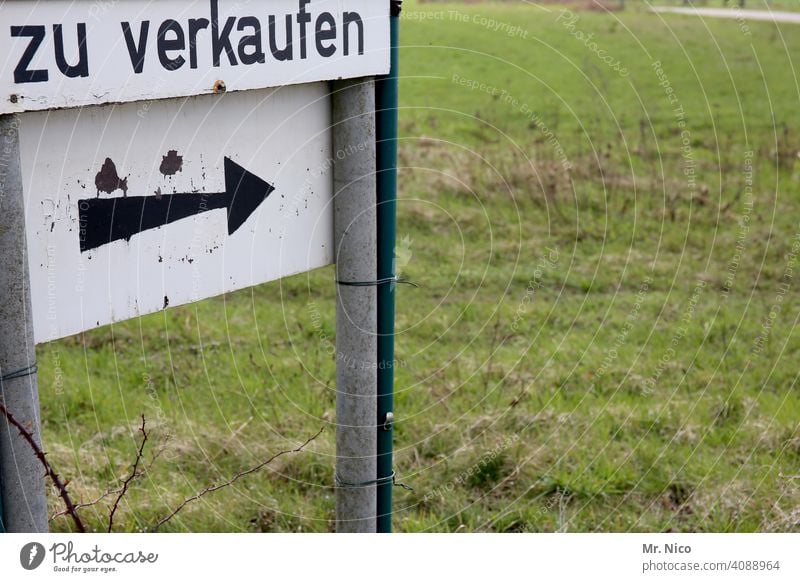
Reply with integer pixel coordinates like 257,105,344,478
38,1,800,532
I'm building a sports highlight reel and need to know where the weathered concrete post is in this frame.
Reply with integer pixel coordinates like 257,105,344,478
332,79,378,533
0,114,48,533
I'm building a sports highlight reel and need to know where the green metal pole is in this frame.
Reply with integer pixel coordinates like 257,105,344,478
376,0,401,533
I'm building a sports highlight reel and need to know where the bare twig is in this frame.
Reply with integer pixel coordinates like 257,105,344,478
51,417,168,524
107,414,149,532
0,402,86,532
152,427,324,531
51,488,118,521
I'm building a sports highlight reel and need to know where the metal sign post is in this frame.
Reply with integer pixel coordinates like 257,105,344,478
375,0,402,533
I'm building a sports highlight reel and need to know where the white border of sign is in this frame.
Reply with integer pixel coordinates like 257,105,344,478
0,0,389,114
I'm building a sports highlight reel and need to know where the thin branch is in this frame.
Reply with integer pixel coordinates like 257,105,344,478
51,487,118,521
51,417,168,523
146,434,170,470
152,427,324,531
0,402,86,533
107,414,148,532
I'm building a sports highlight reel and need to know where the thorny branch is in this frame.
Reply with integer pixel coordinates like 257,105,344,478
6,403,321,532
51,488,118,522
152,427,324,531
107,414,148,532
50,427,169,523
0,402,86,533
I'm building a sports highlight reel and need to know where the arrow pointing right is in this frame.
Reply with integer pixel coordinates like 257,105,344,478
78,157,275,253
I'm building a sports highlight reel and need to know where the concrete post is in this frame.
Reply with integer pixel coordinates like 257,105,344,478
332,79,378,533
0,114,48,533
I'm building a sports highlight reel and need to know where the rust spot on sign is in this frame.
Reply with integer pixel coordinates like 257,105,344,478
159,150,183,176
95,158,128,197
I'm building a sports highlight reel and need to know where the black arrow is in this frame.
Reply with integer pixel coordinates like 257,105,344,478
78,157,275,252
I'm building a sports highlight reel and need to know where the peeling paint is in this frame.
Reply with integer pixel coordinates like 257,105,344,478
95,158,128,197
159,150,183,176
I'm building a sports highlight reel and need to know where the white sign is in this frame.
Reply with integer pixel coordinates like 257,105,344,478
20,83,336,343
1,0,389,114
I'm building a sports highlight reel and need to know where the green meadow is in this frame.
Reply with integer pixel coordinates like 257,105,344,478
39,1,800,532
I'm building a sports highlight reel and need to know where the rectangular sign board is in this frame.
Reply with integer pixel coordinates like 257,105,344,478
21,83,335,343
1,0,389,114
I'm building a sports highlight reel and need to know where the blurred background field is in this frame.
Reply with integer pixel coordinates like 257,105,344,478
420,0,800,12
40,0,800,532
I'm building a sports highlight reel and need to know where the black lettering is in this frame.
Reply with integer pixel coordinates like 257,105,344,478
157,20,186,70
237,17,264,65
121,21,149,74
315,12,336,57
10,25,48,83
188,18,209,69
297,0,311,59
210,0,237,66
53,24,89,78
268,15,293,61
343,12,364,56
